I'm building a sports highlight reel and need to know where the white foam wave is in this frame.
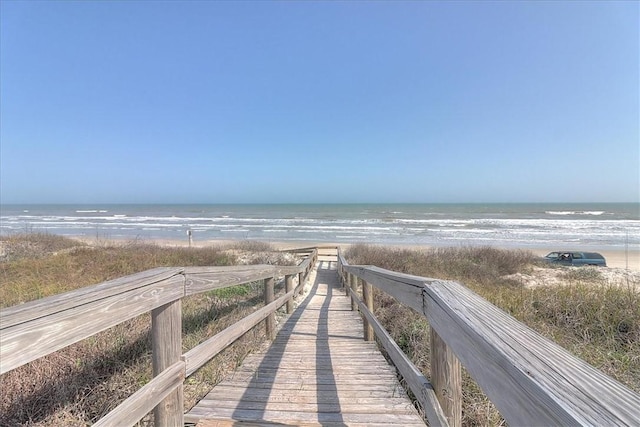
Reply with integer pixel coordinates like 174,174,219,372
2,205,638,249
546,211,606,216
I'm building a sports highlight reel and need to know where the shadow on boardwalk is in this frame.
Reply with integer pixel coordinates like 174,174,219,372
231,260,346,425
186,260,425,426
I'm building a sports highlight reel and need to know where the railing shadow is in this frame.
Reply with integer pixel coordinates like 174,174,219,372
315,261,346,426
0,327,151,425
1,282,282,426
231,260,346,426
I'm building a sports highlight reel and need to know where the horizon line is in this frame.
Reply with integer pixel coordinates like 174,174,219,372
2,201,638,206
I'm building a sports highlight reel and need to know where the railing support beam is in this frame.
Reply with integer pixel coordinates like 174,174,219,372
285,275,294,314
151,299,184,427
298,271,304,296
264,277,275,339
362,279,374,341
349,273,357,311
431,327,462,427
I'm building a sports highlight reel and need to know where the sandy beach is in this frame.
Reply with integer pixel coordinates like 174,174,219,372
528,248,639,271
71,236,640,272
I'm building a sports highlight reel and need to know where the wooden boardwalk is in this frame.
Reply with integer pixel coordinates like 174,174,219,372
186,254,425,426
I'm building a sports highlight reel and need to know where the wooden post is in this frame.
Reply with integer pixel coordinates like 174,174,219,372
264,277,275,339
151,300,183,427
298,271,304,296
285,275,294,314
362,279,374,341
430,327,462,427
350,274,357,311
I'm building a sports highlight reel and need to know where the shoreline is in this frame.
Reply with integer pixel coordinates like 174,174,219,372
70,236,640,271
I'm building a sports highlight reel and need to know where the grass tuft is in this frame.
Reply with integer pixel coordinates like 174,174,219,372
345,244,639,425
0,234,296,426
558,266,605,283
0,232,82,261
226,240,275,252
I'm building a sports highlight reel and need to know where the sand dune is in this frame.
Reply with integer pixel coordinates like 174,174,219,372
71,236,640,272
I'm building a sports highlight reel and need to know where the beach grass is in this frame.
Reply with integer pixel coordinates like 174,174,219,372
0,234,236,308
345,244,640,425
2,234,638,426
0,234,290,426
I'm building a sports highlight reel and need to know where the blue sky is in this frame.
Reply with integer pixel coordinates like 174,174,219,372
1,1,638,204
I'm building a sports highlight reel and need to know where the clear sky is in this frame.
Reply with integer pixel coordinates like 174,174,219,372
1,1,638,204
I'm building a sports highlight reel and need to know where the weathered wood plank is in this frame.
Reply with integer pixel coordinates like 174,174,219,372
224,372,400,383
206,384,406,397
297,270,304,295
151,299,183,426
187,407,425,424
263,277,275,339
235,362,391,371
0,275,184,374
430,328,461,427
187,260,425,426
193,399,419,414
343,265,433,314
183,290,294,376
423,279,640,426
237,361,394,371
184,265,278,296
202,391,412,405
349,273,358,311
362,279,374,341
196,421,420,427
0,267,181,329
203,381,409,392
353,293,448,427
94,360,185,427
285,274,294,313
343,259,640,426
195,420,324,427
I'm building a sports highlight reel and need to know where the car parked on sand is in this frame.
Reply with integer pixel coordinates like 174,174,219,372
543,251,607,267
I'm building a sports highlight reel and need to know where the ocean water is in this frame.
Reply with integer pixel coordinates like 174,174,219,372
0,203,638,250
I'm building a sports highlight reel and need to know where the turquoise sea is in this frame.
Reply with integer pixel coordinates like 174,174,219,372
0,203,638,250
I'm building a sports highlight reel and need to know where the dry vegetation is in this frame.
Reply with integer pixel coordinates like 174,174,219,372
0,233,296,426
345,244,640,426
2,235,638,426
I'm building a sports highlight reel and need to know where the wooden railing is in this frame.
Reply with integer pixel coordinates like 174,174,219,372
0,249,318,426
4,246,640,426
337,249,640,427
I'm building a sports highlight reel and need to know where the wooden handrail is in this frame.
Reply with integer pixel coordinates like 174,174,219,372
6,244,638,427
0,273,186,374
183,289,295,377
0,248,318,426
349,276,449,427
337,249,640,426
93,360,186,427
0,267,183,329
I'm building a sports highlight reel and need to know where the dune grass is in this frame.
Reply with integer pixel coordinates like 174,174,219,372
345,244,640,426
3,236,637,426
0,234,292,426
